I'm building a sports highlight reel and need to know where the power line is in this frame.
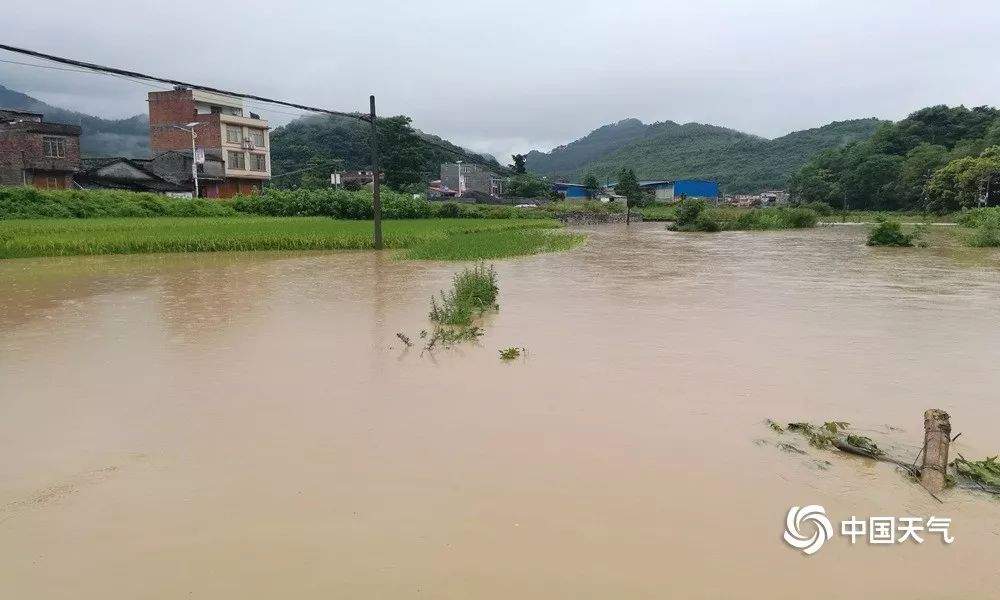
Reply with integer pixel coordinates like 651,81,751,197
0,43,369,123
0,43,514,176
0,57,97,74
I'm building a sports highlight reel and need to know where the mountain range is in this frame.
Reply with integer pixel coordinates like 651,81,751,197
525,117,886,192
0,84,149,157
1,83,885,192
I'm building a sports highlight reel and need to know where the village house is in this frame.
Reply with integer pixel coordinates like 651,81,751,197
148,87,270,198
439,162,503,198
0,108,82,189
74,152,227,195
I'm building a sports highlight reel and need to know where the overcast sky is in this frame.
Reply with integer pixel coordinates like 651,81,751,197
3,0,999,161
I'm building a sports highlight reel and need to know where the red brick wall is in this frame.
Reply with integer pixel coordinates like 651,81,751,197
148,89,221,154
0,128,81,185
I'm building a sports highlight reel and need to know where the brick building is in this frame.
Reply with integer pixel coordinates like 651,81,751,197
0,109,82,189
148,87,270,198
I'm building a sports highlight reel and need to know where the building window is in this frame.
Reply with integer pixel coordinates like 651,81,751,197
43,136,67,158
248,129,265,148
227,150,246,170
46,175,61,188
249,153,267,172
225,125,243,144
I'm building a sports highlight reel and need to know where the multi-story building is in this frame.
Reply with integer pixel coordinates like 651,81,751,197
0,109,82,189
440,162,503,198
148,87,270,198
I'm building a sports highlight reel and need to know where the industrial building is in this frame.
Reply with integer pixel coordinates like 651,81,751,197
553,178,720,201
638,179,719,201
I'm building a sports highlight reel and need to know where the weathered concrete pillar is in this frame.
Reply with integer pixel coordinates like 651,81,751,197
920,409,951,494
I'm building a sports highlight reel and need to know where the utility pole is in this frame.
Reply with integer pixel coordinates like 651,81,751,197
369,95,383,249
190,128,199,199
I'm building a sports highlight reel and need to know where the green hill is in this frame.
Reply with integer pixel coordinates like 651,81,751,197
0,84,149,157
269,113,499,189
525,118,885,192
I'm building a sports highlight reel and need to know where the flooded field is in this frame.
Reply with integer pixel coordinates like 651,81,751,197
2,223,999,598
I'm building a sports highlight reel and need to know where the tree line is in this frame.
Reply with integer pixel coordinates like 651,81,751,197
789,105,1000,213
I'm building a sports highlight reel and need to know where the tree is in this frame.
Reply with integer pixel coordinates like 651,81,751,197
788,163,841,206
897,144,948,209
511,154,527,174
615,168,642,224
925,147,1000,213
583,173,602,199
504,173,550,199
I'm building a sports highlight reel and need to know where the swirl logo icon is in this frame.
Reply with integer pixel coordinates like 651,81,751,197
783,505,833,555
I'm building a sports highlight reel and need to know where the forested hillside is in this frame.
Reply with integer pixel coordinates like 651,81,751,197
789,105,1000,212
269,114,499,190
525,118,884,192
0,84,149,157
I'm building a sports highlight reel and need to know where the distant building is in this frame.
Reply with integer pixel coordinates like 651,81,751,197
639,179,719,201
331,170,383,189
759,189,790,205
552,182,589,199
426,179,458,199
440,162,503,198
148,87,270,198
0,108,81,189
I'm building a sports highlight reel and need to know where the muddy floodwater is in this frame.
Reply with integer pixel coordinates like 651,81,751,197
2,224,999,598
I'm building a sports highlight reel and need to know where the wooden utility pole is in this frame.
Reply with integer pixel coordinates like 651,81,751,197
920,409,952,494
370,95,383,249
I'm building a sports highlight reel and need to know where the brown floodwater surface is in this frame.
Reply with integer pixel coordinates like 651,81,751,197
2,224,999,599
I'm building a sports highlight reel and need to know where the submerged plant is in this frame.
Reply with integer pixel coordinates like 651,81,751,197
844,434,884,457
867,216,921,247
499,347,523,361
429,263,499,326
953,455,1000,489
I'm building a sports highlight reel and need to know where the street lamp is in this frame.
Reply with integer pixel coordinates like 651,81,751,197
154,122,201,198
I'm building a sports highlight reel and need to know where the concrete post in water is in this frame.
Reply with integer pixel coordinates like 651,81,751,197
920,409,951,494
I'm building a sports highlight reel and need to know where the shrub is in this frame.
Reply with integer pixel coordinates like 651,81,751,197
673,198,709,227
0,186,236,219
429,264,499,326
782,207,820,228
867,216,920,246
956,207,1000,228
692,212,722,232
435,202,462,218
801,201,834,216
968,210,1000,247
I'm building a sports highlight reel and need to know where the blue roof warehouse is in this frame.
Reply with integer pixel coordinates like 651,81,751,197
552,179,719,201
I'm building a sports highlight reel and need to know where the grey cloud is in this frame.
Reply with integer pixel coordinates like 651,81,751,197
3,0,999,163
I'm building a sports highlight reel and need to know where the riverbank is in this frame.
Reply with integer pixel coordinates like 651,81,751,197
0,217,583,260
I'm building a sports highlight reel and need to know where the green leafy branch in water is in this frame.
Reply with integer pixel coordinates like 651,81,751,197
845,434,885,457
499,347,526,361
953,455,1000,490
783,421,852,450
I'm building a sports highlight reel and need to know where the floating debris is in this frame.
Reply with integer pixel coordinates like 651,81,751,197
953,455,1000,492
